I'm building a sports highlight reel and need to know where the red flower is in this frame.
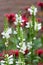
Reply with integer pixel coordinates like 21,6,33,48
14,50,19,57
21,15,28,27
36,49,43,56
5,13,16,23
38,62,43,65
37,2,43,7
8,50,19,57
24,49,29,55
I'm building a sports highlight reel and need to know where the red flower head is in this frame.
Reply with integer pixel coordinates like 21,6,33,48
24,49,29,55
21,15,28,27
8,50,19,57
5,13,16,23
14,50,19,57
37,2,43,7
36,49,43,56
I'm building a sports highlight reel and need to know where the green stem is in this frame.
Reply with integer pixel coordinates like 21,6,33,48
30,13,35,65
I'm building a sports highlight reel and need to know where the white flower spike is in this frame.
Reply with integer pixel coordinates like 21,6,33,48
1,28,12,39
28,6,37,16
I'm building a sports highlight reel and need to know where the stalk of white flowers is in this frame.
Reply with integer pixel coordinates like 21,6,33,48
1,28,12,39
16,61,25,65
25,20,33,28
25,22,30,28
14,14,22,25
19,42,26,54
14,14,25,26
16,41,26,54
26,20,41,31
34,22,41,31
5,40,8,47
0,54,14,65
37,23,41,30
28,6,37,16
0,60,5,65
17,38,25,49
13,30,17,34
8,55,13,64
27,42,32,50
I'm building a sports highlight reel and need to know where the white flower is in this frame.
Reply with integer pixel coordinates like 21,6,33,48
34,22,38,30
28,6,37,16
6,28,12,34
0,60,5,65
14,21,17,25
20,27,23,31
28,52,31,55
18,37,21,40
13,30,17,34
8,55,13,59
1,28,12,39
5,41,8,47
14,14,22,25
34,22,41,31
8,58,13,64
0,55,13,65
23,38,25,42
33,37,36,40
8,55,13,64
37,23,41,30
16,60,25,65
25,22,30,28
27,42,32,50
16,45,20,48
26,20,33,28
16,61,24,64
20,42,26,54
1,32,10,39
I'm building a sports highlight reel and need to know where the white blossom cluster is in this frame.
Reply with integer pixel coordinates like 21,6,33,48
1,28,12,39
26,21,41,31
14,14,24,25
0,55,13,65
28,6,37,16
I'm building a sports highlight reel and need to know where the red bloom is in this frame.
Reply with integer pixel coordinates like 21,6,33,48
8,50,19,57
24,49,29,55
37,2,43,7
38,62,43,65
36,49,43,56
5,13,16,23
21,15,28,27
14,50,19,57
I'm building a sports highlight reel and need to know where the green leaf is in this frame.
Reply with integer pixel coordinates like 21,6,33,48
33,38,42,50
